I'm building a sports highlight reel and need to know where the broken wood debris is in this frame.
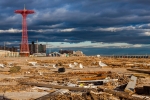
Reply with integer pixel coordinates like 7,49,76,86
79,74,107,81
77,78,118,84
67,71,107,75
20,82,90,92
127,68,150,74
98,86,144,100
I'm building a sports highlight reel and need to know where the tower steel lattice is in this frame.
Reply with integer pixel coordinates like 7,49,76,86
15,6,34,56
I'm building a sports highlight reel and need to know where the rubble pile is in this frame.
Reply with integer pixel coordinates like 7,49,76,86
46,91,119,100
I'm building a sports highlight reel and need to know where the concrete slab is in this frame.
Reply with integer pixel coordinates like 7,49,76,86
124,75,137,94
0,91,49,100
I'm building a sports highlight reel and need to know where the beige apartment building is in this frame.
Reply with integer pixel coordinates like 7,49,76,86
0,50,19,57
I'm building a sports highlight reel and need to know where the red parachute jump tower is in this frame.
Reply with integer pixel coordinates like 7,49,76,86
15,6,34,57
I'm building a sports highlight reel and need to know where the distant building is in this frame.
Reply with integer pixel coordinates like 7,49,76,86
29,41,46,55
58,49,85,57
59,50,73,54
0,46,19,57
0,46,17,52
73,50,84,56
0,50,19,57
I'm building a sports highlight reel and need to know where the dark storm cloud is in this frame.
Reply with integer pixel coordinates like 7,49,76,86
0,0,150,46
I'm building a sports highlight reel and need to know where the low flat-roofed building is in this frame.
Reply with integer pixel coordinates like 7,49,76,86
73,50,84,56
0,50,19,57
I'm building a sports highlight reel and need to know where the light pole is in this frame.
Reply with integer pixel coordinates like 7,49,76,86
4,42,6,57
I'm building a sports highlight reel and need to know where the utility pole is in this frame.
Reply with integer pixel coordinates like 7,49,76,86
37,40,38,53
4,42,6,57
4,42,5,50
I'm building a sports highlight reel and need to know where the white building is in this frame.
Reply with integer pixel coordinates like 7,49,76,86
0,50,19,57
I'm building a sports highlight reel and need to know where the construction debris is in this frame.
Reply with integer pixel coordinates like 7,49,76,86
127,68,150,74
58,67,65,73
124,75,137,94
143,86,150,95
20,82,90,92
0,64,4,68
0,57,149,99
98,86,144,100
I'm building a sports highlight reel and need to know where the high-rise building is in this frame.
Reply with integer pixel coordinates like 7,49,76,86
29,41,46,55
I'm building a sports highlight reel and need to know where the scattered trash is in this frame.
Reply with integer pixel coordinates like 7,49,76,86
38,71,43,76
0,64,4,68
77,78,118,84
42,64,49,67
0,56,150,100
67,83,76,87
7,62,13,67
58,67,65,73
79,63,84,69
69,63,75,68
79,83,84,87
74,62,78,66
32,86,52,91
25,71,30,74
56,89,69,94
52,64,57,68
28,62,37,66
84,84,97,88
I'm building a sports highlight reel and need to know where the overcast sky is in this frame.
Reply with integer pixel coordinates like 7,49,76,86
1,0,150,48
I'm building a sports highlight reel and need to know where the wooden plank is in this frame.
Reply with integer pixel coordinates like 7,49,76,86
20,82,89,92
98,86,144,100
77,79,118,83
127,69,150,74
79,75,106,81
90,91,99,100
124,75,137,94
67,71,107,75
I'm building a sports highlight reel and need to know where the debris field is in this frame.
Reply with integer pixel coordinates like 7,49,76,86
0,57,149,100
